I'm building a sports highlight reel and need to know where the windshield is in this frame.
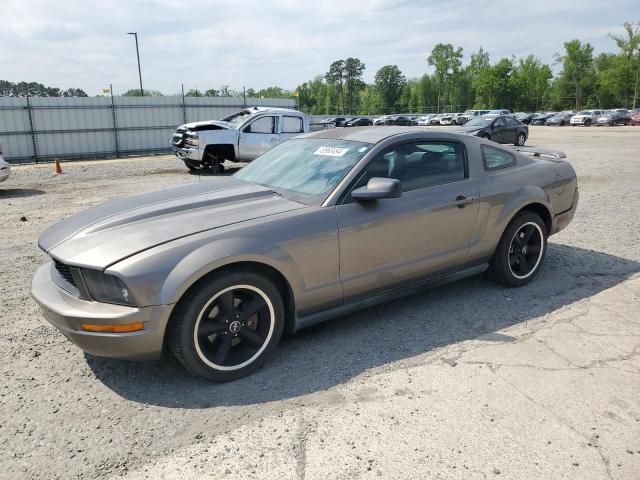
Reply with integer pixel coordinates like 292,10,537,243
577,111,591,115
234,138,371,203
222,110,256,124
465,116,493,127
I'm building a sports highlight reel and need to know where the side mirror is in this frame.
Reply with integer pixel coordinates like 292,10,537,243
351,177,402,200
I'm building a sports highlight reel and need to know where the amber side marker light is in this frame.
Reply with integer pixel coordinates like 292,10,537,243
81,322,144,333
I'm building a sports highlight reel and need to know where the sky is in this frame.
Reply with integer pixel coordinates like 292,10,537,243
2,0,638,96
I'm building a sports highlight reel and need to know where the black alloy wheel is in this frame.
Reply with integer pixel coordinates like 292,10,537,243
487,211,547,287
169,271,284,381
507,222,544,280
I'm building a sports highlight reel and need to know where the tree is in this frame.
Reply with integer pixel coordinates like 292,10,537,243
427,43,463,111
325,60,346,113
343,58,366,114
256,86,292,99
555,40,594,111
122,89,163,96
474,58,515,109
609,20,640,108
374,65,406,112
511,55,552,111
62,88,88,97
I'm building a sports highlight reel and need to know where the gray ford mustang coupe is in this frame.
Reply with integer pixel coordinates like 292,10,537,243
31,127,578,381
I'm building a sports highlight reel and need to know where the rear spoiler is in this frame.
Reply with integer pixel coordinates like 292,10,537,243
511,146,566,160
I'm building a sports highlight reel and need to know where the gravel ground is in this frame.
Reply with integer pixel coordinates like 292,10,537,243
1,126,639,479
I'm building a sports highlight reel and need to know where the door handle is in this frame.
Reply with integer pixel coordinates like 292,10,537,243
451,196,474,208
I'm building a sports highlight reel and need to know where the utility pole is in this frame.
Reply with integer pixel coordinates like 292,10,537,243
127,32,144,96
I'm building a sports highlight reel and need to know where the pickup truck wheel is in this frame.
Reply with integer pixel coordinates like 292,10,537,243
168,271,285,382
487,211,547,287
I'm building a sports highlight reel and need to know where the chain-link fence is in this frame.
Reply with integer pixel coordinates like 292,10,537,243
0,92,296,164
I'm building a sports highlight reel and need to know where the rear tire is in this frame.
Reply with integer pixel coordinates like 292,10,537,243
168,270,285,382
487,211,547,287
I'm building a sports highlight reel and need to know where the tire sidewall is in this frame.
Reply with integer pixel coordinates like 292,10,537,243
492,212,548,287
172,271,285,381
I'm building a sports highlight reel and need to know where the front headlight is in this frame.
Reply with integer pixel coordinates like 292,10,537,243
184,134,199,147
81,269,136,306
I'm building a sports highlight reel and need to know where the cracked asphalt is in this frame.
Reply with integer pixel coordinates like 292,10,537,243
1,126,639,479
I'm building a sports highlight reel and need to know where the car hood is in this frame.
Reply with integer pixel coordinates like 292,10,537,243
181,120,233,131
38,177,305,269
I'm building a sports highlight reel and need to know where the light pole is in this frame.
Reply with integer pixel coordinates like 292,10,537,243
127,32,144,96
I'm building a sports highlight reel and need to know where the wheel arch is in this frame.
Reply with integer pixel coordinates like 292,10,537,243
203,144,235,162
517,202,552,234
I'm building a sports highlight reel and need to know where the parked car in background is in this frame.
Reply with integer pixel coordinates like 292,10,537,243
595,110,630,126
488,109,510,115
344,117,374,127
439,113,459,126
0,142,10,183
455,114,528,146
630,109,640,126
545,112,574,126
456,110,490,125
373,116,388,126
417,115,435,126
514,112,534,125
323,117,347,127
531,112,556,125
570,110,604,126
387,115,412,126
32,126,578,381
429,113,447,125
171,107,310,173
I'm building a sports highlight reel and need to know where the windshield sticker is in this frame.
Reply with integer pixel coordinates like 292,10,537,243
314,146,349,157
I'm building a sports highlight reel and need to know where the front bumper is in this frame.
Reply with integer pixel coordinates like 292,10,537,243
570,118,589,125
173,146,203,162
31,262,174,360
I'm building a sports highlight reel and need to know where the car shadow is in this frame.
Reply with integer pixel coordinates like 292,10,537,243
0,188,45,198
87,244,640,408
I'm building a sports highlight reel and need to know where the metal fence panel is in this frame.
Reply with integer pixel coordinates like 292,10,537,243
0,95,296,163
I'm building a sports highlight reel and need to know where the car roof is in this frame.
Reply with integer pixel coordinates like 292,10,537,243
297,126,463,144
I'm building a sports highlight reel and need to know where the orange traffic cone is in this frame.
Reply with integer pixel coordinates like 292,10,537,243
54,159,63,175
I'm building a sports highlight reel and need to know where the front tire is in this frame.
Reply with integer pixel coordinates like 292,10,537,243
487,211,547,287
514,132,526,146
168,271,285,381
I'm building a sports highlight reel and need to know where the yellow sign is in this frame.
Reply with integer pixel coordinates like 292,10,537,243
292,91,299,97
103,87,111,94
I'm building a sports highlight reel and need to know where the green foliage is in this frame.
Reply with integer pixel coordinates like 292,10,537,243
0,80,87,97
554,40,595,110
374,65,406,112
122,89,163,96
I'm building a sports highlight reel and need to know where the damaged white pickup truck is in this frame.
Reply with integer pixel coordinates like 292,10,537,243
171,107,310,173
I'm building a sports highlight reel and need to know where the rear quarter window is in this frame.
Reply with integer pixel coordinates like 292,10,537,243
481,145,516,171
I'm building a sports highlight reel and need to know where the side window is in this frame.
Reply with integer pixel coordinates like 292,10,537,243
481,145,516,171
282,116,303,133
357,142,466,193
506,116,519,126
245,116,276,134
494,117,507,127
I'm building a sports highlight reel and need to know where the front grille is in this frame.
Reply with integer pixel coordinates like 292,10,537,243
53,260,77,288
